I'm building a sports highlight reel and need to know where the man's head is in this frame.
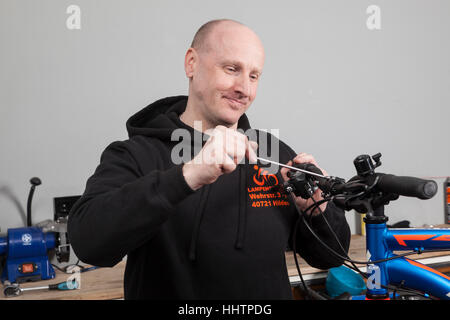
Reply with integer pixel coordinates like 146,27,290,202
184,19,265,129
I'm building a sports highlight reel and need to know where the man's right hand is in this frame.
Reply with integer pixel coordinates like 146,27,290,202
182,125,258,191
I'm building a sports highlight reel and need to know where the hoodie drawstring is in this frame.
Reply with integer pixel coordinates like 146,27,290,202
189,164,248,261
189,184,211,261
235,165,247,249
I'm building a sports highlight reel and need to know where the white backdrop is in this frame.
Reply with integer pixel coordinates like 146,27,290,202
1,1,449,240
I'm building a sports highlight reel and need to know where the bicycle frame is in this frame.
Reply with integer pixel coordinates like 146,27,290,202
356,218,450,300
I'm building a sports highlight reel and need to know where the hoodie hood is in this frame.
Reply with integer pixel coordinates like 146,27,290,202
126,95,252,261
126,95,252,140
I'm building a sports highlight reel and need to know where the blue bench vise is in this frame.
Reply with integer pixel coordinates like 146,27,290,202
0,177,70,284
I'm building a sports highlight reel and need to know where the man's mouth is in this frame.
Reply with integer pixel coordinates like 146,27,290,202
223,96,247,108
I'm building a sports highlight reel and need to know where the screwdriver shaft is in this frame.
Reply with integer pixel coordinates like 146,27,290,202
256,156,328,179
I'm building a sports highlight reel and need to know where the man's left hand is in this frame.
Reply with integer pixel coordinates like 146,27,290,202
280,153,328,216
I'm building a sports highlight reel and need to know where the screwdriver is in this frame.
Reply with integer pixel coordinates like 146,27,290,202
255,156,329,179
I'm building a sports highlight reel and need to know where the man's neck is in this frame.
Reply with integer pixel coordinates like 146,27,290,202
180,98,237,132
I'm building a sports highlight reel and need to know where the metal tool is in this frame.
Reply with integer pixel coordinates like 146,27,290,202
256,156,330,179
3,279,78,298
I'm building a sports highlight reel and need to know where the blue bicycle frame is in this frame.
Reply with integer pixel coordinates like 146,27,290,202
354,220,450,300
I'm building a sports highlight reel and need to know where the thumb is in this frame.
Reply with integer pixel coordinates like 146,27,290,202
249,140,258,151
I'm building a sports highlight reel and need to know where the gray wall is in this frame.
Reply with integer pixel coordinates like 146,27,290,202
1,0,449,248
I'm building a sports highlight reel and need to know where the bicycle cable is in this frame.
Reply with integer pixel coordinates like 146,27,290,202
290,193,361,299
291,215,313,300
308,196,366,277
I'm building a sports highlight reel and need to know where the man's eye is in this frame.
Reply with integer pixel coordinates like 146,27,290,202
225,66,236,72
250,74,259,80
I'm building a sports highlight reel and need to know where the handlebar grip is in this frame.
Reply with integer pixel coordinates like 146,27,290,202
376,173,438,199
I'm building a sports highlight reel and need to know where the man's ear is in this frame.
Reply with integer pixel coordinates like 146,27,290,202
184,48,197,78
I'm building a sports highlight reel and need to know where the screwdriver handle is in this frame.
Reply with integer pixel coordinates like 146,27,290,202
49,279,79,290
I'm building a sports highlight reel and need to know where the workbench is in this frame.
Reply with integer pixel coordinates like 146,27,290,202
0,261,126,300
1,233,449,300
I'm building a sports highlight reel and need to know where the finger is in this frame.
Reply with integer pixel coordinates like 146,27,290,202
246,140,258,163
293,153,313,161
295,197,311,212
249,140,258,151
214,125,227,133
285,157,326,178
221,152,237,173
292,153,329,175
216,128,241,162
293,153,318,165
226,131,255,164
225,137,246,164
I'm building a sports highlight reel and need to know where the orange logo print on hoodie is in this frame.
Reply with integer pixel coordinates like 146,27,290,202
248,165,289,208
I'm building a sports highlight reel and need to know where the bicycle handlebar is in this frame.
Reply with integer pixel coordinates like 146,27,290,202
285,154,438,207
289,164,438,200
375,173,437,200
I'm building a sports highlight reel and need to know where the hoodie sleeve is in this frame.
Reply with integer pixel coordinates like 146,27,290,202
67,141,195,267
292,201,351,270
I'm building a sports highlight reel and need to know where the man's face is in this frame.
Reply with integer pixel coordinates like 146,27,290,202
187,23,265,127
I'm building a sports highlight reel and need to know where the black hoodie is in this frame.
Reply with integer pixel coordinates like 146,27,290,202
68,95,350,299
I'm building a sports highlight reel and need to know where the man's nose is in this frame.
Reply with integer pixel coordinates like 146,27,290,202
233,74,251,98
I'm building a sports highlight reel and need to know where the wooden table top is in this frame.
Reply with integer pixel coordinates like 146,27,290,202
0,261,126,300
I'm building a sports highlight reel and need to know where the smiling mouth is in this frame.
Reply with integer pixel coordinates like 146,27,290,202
223,96,247,108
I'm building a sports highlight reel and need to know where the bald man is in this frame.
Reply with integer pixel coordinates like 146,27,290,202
68,19,350,300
